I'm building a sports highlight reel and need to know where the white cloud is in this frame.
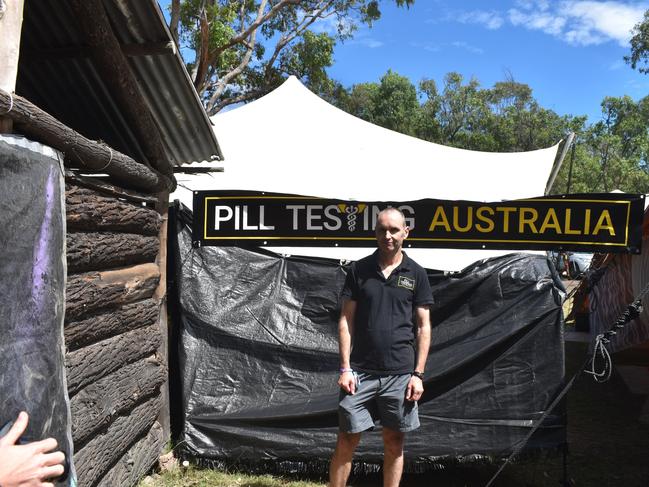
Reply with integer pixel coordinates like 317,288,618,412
410,40,482,54
456,10,505,30
451,41,485,54
346,28,385,48
514,0,552,11
509,9,566,35
357,37,384,48
508,1,648,47
309,15,354,37
410,41,441,53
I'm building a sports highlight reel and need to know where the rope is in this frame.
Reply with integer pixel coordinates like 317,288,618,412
0,92,14,115
585,333,613,382
584,295,645,382
96,145,114,171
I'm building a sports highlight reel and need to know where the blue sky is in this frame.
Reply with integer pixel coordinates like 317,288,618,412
160,1,649,122
322,0,649,122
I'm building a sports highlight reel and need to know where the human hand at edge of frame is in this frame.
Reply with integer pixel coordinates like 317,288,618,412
406,376,424,402
0,412,66,487
338,371,356,394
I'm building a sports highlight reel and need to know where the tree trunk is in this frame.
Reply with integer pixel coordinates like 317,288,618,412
71,355,166,446
64,298,159,351
65,263,160,321
0,90,172,192
66,184,161,235
67,232,159,273
66,323,162,396
96,421,165,487
73,395,163,487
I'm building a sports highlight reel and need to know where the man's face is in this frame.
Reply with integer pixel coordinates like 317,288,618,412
375,209,409,254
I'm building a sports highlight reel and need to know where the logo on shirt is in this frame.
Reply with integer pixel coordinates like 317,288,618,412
397,276,415,291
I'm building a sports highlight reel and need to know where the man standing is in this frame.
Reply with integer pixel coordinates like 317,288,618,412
329,207,432,487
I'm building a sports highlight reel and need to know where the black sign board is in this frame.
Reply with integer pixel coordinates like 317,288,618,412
192,191,645,253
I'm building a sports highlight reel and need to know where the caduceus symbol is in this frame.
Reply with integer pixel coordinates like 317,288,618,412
337,204,367,232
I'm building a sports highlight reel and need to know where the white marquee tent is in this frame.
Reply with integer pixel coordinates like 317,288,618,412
172,76,562,271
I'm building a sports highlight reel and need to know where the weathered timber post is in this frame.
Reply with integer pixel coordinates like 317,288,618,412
0,0,25,133
155,191,171,440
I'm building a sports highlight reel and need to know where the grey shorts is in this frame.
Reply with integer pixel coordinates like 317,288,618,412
338,372,420,433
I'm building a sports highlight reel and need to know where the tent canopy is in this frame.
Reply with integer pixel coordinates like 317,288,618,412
173,76,560,271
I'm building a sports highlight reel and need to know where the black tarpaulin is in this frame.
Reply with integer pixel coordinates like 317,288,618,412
0,138,75,485
169,204,566,469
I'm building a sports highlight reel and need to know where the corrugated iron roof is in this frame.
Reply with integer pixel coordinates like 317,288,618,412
16,0,222,167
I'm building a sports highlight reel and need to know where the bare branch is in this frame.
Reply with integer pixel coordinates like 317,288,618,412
239,1,246,34
170,0,180,44
264,0,336,80
208,0,268,108
210,89,268,115
193,6,210,91
209,43,256,108
215,0,300,56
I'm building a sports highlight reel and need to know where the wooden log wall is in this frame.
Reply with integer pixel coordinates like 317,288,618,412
64,181,168,487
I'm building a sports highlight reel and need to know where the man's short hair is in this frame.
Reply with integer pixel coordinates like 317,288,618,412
378,207,407,227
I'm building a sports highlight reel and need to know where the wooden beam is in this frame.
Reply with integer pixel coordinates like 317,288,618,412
66,323,162,396
65,170,159,205
96,421,165,487
71,355,166,445
173,166,224,174
20,41,176,62
68,0,174,180
0,90,172,192
66,184,162,235
64,298,159,351
65,263,160,321
67,232,160,274
155,192,171,441
0,0,25,133
73,394,163,487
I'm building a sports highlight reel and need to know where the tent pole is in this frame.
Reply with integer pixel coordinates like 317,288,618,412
545,132,575,195
566,141,576,194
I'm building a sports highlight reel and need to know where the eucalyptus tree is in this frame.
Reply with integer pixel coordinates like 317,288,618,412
168,0,413,114
626,9,649,74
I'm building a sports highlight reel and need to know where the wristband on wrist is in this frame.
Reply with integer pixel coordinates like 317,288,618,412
412,371,424,380
340,367,353,374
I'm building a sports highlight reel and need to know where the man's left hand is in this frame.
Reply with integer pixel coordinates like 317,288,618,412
405,375,423,402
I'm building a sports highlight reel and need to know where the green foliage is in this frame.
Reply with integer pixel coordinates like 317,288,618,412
371,70,420,134
626,10,649,74
338,82,379,122
171,0,414,114
552,95,649,194
279,31,335,95
329,69,649,194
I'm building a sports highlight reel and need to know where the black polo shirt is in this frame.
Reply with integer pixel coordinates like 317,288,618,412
341,251,433,375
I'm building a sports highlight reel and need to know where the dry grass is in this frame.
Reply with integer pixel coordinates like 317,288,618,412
140,466,325,487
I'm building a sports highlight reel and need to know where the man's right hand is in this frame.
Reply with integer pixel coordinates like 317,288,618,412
338,371,356,394
0,412,66,487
